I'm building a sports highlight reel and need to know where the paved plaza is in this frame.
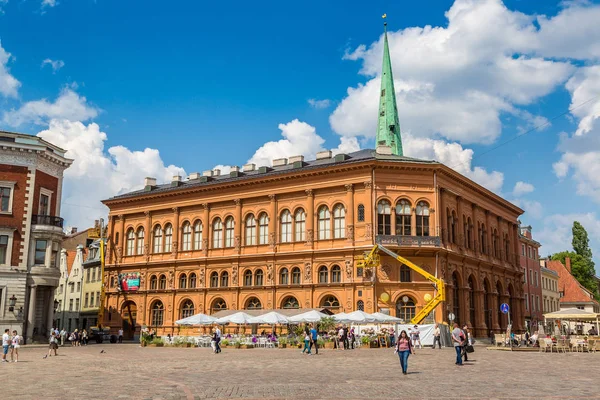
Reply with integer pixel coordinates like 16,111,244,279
2,343,599,399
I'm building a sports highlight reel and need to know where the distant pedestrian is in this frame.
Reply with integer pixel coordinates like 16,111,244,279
10,330,21,362
395,330,414,375
433,323,441,349
2,329,10,363
342,325,349,350
412,325,422,349
309,323,318,355
60,329,66,346
45,332,59,358
118,329,124,343
462,325,470,362
214,326,222,354
302,331,311,354
82,329,88,346
451,323,465,366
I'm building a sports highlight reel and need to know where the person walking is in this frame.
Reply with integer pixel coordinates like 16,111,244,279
451,323,465,366
118,329,124,343
301,330,311,354
214,325,222,354
60,329,66,346
10,330,21,362
45,332,59,358
395,330,414,375
462,325,471,362
412,325,422,349
309,323,319,355
82,329,88,346
433,323,442,349
342,325,349,350
2,329,10,363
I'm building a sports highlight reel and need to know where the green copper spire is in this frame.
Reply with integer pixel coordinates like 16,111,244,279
376,17,403,156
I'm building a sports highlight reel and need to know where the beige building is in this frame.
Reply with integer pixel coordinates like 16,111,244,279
80,238,104,330
541,264,559,314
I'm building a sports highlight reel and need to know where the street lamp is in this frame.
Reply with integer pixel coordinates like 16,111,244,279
8,294,17,311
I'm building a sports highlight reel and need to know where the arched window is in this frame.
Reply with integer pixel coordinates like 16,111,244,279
159,274,167,290
331,265,341,283
181,222,192,251
377,200,391,235
152,225,163,253
213,218,223,248
452,272,460,324
357,300,365,311
333,204,345,239
282,296,299,309
291,267,301,285
357,204,365,222
210,271,219,288
321,295,340,310
395,200,411,236
318,266,328,283
150,275,157,290
245,297,262,310
280,210,292,243
396,296,416,321
164,223,173,253
400,265,411,282
468,275,476,327
245,214,257,246
258,213,269,245
210,298,227,314
189,272,197,288
220,271,229,287
244,270,253,287
295,209,306,242
318,206,331,239
193,221,203,250
181,300,194,319
254,269,264,286
126,229,135,255
151,301,164,326
280,267,289,285
179,273,187,289
225,217,234,248
416,202,430,237
136,227,145,255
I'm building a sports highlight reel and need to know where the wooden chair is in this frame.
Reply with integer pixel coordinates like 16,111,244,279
494,334,505,347
555,339,569,353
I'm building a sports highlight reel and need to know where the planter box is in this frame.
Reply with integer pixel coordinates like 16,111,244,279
279,344,287,349
234,344,241,349
243,344,255,349
369,341,379,348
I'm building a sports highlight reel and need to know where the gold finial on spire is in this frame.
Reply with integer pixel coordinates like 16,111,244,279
382,13,387,27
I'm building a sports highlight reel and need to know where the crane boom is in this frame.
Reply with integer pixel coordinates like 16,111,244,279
357,244,445,324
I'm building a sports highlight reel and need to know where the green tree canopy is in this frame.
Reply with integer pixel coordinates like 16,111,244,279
572,221,594,264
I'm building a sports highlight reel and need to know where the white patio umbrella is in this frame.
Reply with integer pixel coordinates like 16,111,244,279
333,312,350,323
343,310,378,324
175,313,217,326
247,311,289,325
216,312,254,325
371,312,402,323
288,310,330,323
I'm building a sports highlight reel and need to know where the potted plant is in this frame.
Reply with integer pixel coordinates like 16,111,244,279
221,339,230,347
149,337,164,347
279,337,288,349
360,336,370,349
234,340,242,349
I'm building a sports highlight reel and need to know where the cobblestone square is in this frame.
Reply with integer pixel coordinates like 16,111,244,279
2,344,599,399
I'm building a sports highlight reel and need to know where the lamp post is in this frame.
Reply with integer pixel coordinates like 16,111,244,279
8,294,17,311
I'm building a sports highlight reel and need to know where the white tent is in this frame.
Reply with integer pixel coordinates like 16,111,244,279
288,310,330,323
371,312,402,323
342,310,378,324
175,313,218,326
333,312,349,323
247,311,289,325
216,312,254,325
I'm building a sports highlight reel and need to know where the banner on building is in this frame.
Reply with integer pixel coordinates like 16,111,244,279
119,272,140,291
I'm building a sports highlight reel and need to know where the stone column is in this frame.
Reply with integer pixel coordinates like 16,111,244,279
268,194,277,251
513,224,520,266
345,184,354,244
234,199,242,254
45,241,52,268
305,190,314,249
363,181,373,242
26,285,37,342
440,190,448,244
202,203,210,255
411,208,417,236
144,211,151,258
457,196,464,246
118,214,125,263
491,290,500,331
485,211,492,256
461,285,469,327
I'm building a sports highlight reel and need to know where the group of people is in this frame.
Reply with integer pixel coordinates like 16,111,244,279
334,325,356,350
2,329,21,363
301,323,319,355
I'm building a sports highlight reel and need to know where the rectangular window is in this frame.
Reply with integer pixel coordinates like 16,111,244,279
84,293,89,308
523,268,527,284
86,268,90,283
525,294,528,311
0,235,8,265
535,271,538,287
39,194,49,216
75,298,80,311
90,292,95,307
96,292,100,307
530,269,533,285
537,296,540,312
69,299,73,311
76,282,80,292
521,244,525,256
70,283,74,293
34,240,47,265
0,185,13,213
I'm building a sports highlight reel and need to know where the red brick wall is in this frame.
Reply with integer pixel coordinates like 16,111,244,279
0,164,29,266
520,237,543,318
32,170,59,216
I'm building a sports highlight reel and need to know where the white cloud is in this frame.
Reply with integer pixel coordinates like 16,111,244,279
42,0,57,7
37,119,185,229
402,133,504,193
0,0,8,14
308,99,331,109
536,213,600,264
3,88,99,126
41,58,65,73
512,181,535,196
512,199,543,220
331,0,574,145
0,40,20,98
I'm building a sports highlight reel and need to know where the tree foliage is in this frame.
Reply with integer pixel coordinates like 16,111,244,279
572,221,594,264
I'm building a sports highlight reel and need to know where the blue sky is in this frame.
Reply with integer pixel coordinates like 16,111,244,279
1,0,599,264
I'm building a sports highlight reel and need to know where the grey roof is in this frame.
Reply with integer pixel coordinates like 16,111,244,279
107,149,438,202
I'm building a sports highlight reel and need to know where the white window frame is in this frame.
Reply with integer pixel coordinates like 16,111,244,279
0,181,16,215
280,211,292,243
38,187,54,216
0,228,15,267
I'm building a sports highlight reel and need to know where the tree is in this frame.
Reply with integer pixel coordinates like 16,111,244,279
572,221,594,264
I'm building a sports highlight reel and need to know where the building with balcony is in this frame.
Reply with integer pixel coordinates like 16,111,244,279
0,130,72,342
519,225,542,332
100,23,525,339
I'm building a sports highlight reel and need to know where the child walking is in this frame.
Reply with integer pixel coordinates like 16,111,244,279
10,330,21,362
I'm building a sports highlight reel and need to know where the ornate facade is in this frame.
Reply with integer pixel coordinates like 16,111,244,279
101,148,525,338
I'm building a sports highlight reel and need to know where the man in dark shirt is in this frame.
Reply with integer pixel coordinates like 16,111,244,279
342,325,349,350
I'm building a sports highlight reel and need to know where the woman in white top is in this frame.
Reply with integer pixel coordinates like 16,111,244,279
10,330,20,362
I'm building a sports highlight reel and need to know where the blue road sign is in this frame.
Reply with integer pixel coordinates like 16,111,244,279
500,303,510,314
